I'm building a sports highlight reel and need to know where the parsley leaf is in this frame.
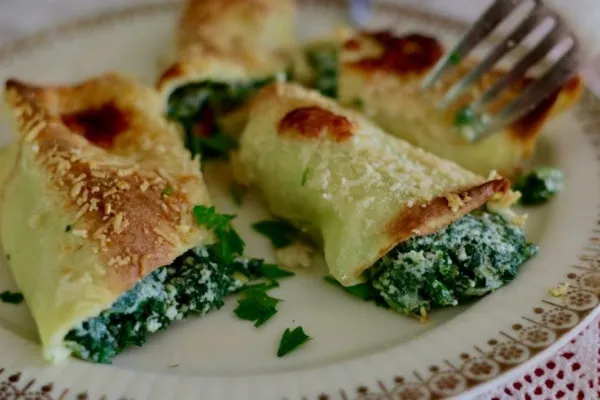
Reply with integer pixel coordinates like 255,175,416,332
239,264,294,293
454,106,476,128
513,166,564,205
252,220,298,249
0,290,24,304
65,225,72,232
242,281,280,292
277,326,311,357
193,205,245,263
301,167,310,186
193,205,235,230
324,276,389,308
162,185,174,196
229,183,246,206
216,227,245,263
234,289,281,327
449,51,461,65
260,264,295,280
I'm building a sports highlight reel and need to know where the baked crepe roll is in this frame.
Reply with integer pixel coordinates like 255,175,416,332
239,83,537,316
1,73,257,363
157,0,296,159
299,30,582,177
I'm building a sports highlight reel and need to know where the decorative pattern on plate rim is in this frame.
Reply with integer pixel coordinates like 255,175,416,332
0,1,598,399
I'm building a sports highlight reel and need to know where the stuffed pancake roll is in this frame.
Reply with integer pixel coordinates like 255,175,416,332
1,73,257,363
157,0,296,159
239,82,538,316
299,29,582,177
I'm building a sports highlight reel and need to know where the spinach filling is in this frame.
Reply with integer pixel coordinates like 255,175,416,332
64,246,263,364
166,75,284,159
305,45,339,98
513,166,564,206
341,212,537,316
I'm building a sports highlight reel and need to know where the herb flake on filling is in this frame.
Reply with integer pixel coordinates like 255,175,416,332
361,212,537,316
65,246,264,363
513,166,564,206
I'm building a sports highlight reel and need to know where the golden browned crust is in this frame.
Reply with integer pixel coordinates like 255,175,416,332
508,75,582,151
346,32,444,76
178,0,288,54
4,73,211,294
278,106,354,142
385,178,509,241
156,63,187,92
157,0,295,98
344,31,583,150
350,178,509,278
60,102,130,149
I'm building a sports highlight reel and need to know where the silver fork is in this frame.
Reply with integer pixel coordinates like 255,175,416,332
420,0,583,142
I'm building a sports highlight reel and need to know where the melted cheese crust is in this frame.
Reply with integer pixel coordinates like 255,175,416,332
239,83,509,285
1,73,212,362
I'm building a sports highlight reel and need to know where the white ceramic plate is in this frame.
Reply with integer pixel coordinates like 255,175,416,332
0,1,599,399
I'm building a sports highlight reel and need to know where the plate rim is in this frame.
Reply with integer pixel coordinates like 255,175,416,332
0,1,599,399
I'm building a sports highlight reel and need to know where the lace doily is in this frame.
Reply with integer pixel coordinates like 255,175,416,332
0,2,599,399
480,319,599,399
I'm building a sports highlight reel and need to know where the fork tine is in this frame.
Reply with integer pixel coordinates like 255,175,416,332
348,0,373,27
421,0,525,90
470,18,565,113
439,2,548,108
472,45,581,142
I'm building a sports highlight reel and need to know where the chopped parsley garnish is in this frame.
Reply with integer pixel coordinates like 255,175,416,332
323,276,388,308
234,288,281,327
242,281,280,292
277,326,311,357
259,264,295,280
233,263,294,327
193,205,235,230
162,186,174,196
306,45,339,98
449,51,461,65
216,228,245,264
238,264,294,294
0,290,24,304
252,220,299,249
65,225,72,232
193,205,245,263
301,167,310,186
229,183,246,206
454,106,476,128
6,254,9,260
513,166,564,206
